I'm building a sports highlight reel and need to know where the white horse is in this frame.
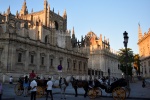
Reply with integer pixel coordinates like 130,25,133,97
52,75,72,99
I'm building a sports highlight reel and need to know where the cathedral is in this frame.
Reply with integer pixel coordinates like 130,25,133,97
0,0,88,81
83,31,121,79
138,24,150,78
0,0,122,82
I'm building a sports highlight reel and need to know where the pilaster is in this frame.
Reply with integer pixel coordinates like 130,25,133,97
46,53,49,72
24,50,29,71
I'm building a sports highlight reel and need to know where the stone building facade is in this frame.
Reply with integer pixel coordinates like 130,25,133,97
0,0,88,81
137,24,150,78
82,31,122,78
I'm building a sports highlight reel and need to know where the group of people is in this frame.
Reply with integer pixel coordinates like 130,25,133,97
0,70,70,100
22,70,68,100
17,70,54,100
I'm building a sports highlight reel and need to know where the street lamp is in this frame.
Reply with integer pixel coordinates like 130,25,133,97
123,31,129,88
108,68,110,85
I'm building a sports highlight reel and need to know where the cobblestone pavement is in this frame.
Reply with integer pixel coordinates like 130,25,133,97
1,79,150,100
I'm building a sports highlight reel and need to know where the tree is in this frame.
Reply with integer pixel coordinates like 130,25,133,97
133,54,140,75
118,48,134,76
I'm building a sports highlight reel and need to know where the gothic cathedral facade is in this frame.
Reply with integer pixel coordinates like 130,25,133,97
0,0,88,80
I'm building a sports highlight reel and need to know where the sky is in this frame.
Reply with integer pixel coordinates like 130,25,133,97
0,0,150,54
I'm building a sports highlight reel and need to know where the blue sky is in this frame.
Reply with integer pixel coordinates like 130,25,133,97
0,0,150,54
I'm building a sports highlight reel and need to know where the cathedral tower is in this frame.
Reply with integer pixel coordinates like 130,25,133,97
20,0,28,16
44,0,48,26
138,23,143,40
63,9,67,31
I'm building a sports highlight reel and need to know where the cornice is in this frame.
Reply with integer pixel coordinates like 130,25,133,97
0,34,88,59
138,32,150,44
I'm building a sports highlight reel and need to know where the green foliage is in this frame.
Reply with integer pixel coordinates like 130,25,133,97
133,54,140,75
118,48,134,75
119,64,133,76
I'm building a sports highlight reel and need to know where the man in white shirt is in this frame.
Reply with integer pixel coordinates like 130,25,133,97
30,78,37,100
46,78,53,100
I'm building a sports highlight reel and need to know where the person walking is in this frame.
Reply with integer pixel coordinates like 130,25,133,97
46,77,53,100
23,75,29,97
9,76,13,88
0,82,3,100
30,78,37,100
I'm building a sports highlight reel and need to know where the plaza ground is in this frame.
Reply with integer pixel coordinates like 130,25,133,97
1,78,150,100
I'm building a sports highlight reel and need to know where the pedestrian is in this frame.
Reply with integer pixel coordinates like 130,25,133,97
46,77,53,100
0,82,3,100
23,75,29,97
59,77,67,99
29,70,36,80
30,78,37,100
9,76,13,84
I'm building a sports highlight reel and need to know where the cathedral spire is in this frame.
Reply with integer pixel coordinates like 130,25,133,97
44,0,47,10
47,4,50,27
16,10,19,17
100,34,102,40
63,9,67,19
48,4,50,11
20,0,28,15
44,0,48,26
7,5,10,15
138,23,143,40
72,27,75,38
58,10,59,15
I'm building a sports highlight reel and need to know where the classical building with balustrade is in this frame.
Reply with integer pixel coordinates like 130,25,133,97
138,24,150,78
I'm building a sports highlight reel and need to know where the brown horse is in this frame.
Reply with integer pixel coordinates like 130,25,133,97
70,76,89,98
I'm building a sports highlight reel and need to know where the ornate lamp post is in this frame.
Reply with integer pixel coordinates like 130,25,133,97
123,31,129,87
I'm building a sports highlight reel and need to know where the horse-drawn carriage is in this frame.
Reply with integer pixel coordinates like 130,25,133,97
14,76,60,98
88,78,130,100
14,77,47,98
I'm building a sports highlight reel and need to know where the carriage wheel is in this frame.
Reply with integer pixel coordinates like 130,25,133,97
112,87,126,100
88,89,97,99
14,83,24,96
95,88,102,97
36,86,43,98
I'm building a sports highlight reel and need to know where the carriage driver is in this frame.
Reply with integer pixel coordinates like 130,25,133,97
29,70,36,80
89,78,100,89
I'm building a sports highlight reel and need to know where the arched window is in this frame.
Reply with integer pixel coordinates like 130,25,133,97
45,35,48,43
54,21,58,30
18,53,22,62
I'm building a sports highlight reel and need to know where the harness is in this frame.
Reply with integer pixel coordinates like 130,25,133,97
60,83,65,85
60,79,66,86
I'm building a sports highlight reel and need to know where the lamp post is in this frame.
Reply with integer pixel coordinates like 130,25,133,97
108,68,110,85
123,31,129,88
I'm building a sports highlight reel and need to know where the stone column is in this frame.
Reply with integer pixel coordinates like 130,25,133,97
24,50,29,71
46,53,49,73
10,44,16,71
36,50,40,72
3,44,9,71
